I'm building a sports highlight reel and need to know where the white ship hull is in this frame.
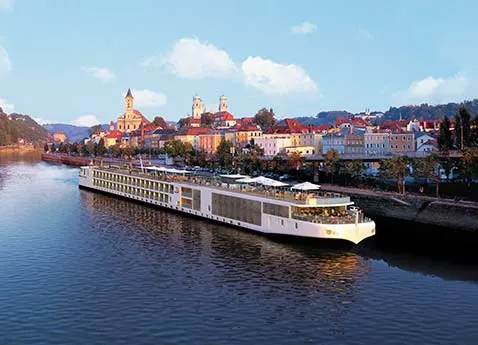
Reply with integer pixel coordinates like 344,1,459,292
79,167,375,245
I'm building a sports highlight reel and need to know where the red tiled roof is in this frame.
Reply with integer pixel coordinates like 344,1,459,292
214,111,235,121
176,127,212,136
266,118,310,134
106,130,123,139
335,117,352,126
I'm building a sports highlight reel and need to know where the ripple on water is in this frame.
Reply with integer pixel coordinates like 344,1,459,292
0,161,478,345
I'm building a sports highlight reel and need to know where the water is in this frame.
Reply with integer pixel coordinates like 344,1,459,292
1,156,478,344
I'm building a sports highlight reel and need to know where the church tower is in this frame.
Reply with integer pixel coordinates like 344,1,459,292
192,95,205,119
219,95,228,112
125,88,134,114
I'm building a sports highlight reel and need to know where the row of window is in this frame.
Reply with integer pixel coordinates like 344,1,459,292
92,179,171,202
93,171,174,193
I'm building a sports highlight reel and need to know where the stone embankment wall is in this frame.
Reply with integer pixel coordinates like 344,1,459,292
320,184,478,232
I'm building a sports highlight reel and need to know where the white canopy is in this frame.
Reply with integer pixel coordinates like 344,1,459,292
261,180,289,187
219,174,250,179
291,181,321,191
236,176,286,187
145,166,191,174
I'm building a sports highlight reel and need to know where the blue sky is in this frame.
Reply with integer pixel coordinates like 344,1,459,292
0,0,477,126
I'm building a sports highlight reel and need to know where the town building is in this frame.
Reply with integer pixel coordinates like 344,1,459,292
199,131,223,154
321,132,345,155
344,131,365,155
104,121,123,148
117,89,150,133
364,131,390,156
388,132,415,155
415,132,437,155
174,127,211,151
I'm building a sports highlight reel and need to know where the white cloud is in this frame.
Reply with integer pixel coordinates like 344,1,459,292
355,28,373,41
241,56,318,95
82,67,115,82
393,74,469,105
72,115,100,127
151,37,236,79
291,22,317,34
0,97,14,113
0,0,14,12
0,46,12,75
33,117,54,125
130,89,167,107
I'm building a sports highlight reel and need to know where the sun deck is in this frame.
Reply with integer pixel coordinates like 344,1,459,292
92,166,352,207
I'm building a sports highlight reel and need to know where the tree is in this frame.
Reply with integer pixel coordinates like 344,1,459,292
253,108,276,130
164,139,187,157
460,148,478,186
215,138,233,168
153,116,168,129
88,124,102,136
58,142,65,153
44,143,49,153
86,140,95,156
379,156,410,194
339,160,365,186
201,112,215,128
96,138,106,156
178,117,191,129
455,105,472,149
413,155,439,196
323,149,341,183
437,116,453,153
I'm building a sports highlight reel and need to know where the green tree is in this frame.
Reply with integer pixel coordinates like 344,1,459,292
455,105,472,149
164,139,187,157
58,142,65,153
200,112,215,128
215,138,233,168
96,138,106,156
44,143,49,153
177,117,191,129
437,116,453,153
153,116,168,129
88,124,102,136
339,160,365,186
86,140,95,156
253,108,276,130
323,149,341,183
413,155,440,196
379,156,410,194
459,148,478,186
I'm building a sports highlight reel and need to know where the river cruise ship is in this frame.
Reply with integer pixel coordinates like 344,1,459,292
78,165,376,244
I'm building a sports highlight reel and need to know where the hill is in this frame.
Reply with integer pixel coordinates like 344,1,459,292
382,99,478,121
295,99,478,126
43,123,109,142
0,108,49,146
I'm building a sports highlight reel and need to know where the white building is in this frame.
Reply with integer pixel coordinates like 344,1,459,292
256,135,292,157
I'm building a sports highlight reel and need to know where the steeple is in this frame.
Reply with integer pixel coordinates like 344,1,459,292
125,88,134,112
125,88,134,99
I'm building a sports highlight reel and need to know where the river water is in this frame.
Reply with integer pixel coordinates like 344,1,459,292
1,155,478,344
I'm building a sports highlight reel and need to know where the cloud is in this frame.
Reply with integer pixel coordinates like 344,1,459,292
33,117,54,125
241,56,318,95
72,115,100,127
355,28,373,41
131,89,167,107
393,73,470,105
148,37,236,79
0,0,14,12
291,22,317,34
82,67,115,82
0,46,12,75
0,97,14,113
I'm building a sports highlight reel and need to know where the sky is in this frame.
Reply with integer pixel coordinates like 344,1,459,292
0,0,477,126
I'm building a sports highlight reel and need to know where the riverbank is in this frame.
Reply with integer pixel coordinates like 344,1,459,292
320,183,478,232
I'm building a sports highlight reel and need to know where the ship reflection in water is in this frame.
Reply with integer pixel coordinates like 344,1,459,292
2,159,478,345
